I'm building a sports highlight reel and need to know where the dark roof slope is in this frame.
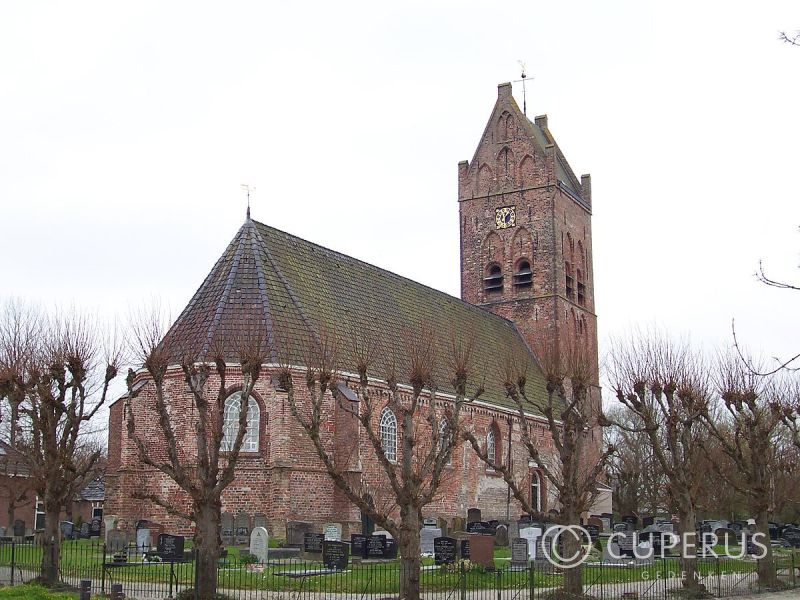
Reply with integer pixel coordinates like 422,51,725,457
159,219,547,412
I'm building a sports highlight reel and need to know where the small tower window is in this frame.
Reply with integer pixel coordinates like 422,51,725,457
513,259,533,289
577,269,586,306
484,264,504,294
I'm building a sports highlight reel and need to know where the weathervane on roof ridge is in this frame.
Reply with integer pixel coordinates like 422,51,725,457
241,184,255,220
513,61,531,115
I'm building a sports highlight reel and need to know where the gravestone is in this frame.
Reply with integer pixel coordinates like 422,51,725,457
519,526,541,560
136,527,150,550
249,527,269,564
253,513,267,529
157,534,185,561
373,530,398,559
60,521,74,540
324,522,343,541
452,516,465,532
221,513,234,546
511,537,529,569
494,524,509,547
107,528,128,554
469,534,494,569
420,527,442,555
350,533,367,559
586,524,600,541
13,519,25,538
423,517,438,527
783,526,800,548
322,540,349,571
467,508,481,524
642,516,655,528
466,521,493,535
286,521,314,548
769,522,781,540
622,515,637,530
303,532,324,554
507,521,520,542
365,534,386,558
80,522,91,540
617,531,635,558
434,536,456,565
460,538,470,559
90,518,102,538
104,515,118,537
235,513,251,545
0,526,5,538
588,516,603,531
437,517,449,536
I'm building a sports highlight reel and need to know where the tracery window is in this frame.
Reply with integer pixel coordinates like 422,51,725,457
221,392,260,453
380,408,398,462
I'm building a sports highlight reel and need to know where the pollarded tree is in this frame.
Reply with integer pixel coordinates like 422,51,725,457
699,355,784,589
608,335,711,598
125,315,266,600
281,327,481,600
464,345,613,599
0,302,120,586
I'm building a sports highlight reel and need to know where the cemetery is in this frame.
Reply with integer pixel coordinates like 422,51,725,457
3,512,800,599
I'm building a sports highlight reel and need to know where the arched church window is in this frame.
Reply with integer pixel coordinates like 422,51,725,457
221,392,260,452
513,259,533,289
380,408,398,462
439,419,452,465
577,243,587,306
484,264,503,294
486,423,502,466
531,471,542,512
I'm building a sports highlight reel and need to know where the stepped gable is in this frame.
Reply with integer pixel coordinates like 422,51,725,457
159,217,548,412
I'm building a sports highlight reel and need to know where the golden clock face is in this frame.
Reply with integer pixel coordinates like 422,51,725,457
495,206,516,229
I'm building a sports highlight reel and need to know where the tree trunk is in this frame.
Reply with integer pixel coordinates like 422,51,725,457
677,503,706,598
194,501,222,600
398,505,421,600
754,508,777,588
560,507,583,598
40,505,61,586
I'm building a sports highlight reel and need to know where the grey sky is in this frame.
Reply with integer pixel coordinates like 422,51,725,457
2,0,798,397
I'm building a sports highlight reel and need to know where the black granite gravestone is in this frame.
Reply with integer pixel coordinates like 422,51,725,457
322,540,349,570
157,534,185,561
13,519,25,538
366,534,386,558
303,532,324,554
80,522,90,539
90,518,102,538
350,534,367,558
460,538,470,559
434,537,456,565
783,527,800,548
384,537,398,559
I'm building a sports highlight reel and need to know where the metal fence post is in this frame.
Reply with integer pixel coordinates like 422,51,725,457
717,558,722,597
662,557,667,599
101,543,107,595
529,562,534,600
793,552,797,588
10,539,15,586
496,568,502,600
460,561,466,600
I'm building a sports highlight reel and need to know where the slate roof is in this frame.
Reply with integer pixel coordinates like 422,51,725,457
159,219,548,412
80,478,105,502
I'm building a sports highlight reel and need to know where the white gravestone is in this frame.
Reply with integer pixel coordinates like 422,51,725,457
519,526,542,560
136,528,151,553
420,527,442,555
324,522,342,541
249,526,269,564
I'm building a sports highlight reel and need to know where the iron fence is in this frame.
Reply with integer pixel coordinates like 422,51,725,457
0,539,797,599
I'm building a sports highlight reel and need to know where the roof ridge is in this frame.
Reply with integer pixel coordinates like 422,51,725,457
251,223,322,349
250,220,520,335
201,224,247,357
246,222,278,364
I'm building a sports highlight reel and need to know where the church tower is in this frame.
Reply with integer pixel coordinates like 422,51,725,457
459,82,598,382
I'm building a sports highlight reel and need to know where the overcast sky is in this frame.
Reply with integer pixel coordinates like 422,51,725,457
2,1,799,416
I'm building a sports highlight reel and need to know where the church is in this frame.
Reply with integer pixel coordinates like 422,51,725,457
104,82,608,539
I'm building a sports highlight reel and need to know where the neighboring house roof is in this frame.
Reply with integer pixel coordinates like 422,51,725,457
80,478,104,502
158,219,548,413
0,441,31,478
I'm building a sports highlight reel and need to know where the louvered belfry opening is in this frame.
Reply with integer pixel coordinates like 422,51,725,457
513,260,532,289
483,264,504,293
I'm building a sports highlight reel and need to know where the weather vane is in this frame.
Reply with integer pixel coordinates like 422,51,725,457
241,184,255,219
513,61,532,115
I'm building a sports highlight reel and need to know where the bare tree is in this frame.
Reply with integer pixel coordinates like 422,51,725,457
464,345,612,599
779,30,800,46
700,355,784,589
0,302,120,586
125,314,266,600
281,327,480,600
608,335,711,598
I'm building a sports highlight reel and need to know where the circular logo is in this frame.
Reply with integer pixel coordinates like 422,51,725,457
542,525,593,569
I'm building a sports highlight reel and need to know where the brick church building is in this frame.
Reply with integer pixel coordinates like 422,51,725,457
104,83,609,538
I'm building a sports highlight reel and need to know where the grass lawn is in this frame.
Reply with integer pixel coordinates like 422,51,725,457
0,584,78,600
